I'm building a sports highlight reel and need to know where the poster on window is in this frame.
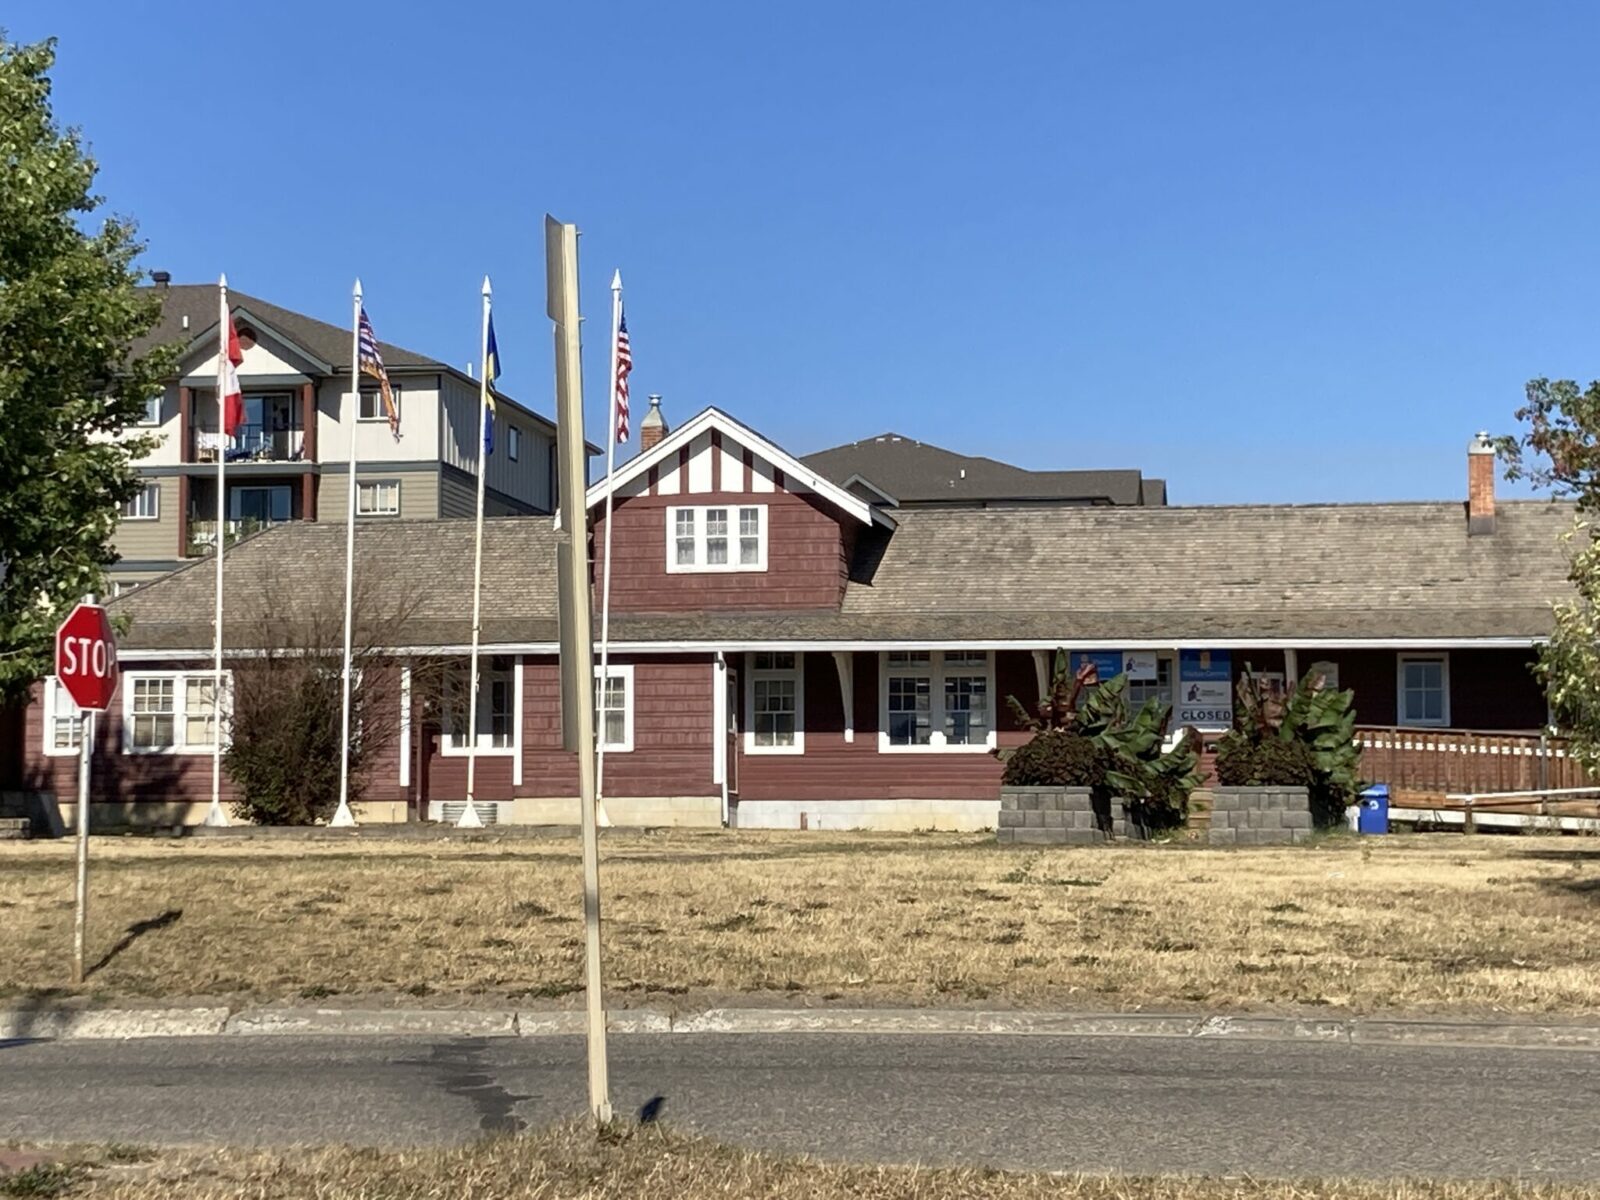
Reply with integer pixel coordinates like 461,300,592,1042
1070,651,1123,686
1176,649,1232,729
1123,651,1159,682
1308,660,1339,692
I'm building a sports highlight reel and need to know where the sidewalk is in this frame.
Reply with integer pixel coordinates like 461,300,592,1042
6,1002,1600,1050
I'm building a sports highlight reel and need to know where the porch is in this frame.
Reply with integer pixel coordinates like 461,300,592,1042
1354,725,1599,809
188,391,310,464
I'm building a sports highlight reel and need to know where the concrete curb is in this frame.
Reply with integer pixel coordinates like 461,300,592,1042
0,1007,229,1040
6,1005,1600,1050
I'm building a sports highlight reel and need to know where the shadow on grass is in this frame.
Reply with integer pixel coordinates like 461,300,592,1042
1516,847,1600,863
89,908,183,975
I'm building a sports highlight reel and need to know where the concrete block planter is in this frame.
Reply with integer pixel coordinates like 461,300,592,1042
1209,786,1313,846
998,787,1110,844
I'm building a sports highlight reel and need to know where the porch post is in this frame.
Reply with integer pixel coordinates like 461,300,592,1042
1284,647,1300,687
1031,650,1051,705
831,651,854,743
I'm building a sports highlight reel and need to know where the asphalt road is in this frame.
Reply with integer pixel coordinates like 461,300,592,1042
3,1033,1598,1179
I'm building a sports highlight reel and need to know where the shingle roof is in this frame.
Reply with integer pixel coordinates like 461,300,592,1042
108,500,1575,651
132,284,439,370
801,433,1154,506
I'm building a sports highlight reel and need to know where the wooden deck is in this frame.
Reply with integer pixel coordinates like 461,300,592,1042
1355,725,1600,813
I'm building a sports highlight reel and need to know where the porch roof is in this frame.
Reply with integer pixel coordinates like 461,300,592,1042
107,499,1575,655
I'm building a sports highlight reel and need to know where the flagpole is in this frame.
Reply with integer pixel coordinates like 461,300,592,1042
596,272,623,813
332,279,361,829
459,276,492,829
205,276,230,827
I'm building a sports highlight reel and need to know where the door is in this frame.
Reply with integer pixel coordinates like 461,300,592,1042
725,664,740,796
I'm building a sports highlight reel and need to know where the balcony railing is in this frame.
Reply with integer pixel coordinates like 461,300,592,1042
191,424,306,464
185,517,285,557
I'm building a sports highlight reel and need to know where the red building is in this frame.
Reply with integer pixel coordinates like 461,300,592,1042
13,408,1570,830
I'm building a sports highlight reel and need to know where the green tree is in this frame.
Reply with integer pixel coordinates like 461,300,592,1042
0,35,175,700
1498,378,1600,769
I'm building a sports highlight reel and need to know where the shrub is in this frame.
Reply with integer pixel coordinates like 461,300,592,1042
1225,665,1362,827
1214,731,1314,788
1001,730,1109,788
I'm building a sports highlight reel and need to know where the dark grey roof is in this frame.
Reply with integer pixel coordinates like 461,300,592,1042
133,284,439,370
801,433,1155,506
109,500,1574,651
132,284,561,433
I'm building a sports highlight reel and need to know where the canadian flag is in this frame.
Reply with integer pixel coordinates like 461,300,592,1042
221,312,245,437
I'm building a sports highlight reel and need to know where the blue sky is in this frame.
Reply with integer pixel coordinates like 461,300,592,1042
11,1,1598,502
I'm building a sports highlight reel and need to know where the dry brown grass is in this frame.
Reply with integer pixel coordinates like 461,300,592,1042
11,1126,1598,1200
3,831,1600,1014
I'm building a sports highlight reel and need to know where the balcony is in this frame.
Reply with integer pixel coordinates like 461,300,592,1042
191,423,306,464
185,517,287,558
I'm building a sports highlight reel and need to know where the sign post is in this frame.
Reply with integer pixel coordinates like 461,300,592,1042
55,600,119,985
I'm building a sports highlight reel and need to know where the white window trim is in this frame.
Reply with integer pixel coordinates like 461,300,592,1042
595,663,635,753
121,670,233,756
138,394,162,426
878,650,997,754
121,482,160,521
1396,652,1451,728
357,479,402,517
508,425,521,462
357,383,402,422
440,655,523,757
41,676,85,758
665,504,769,574
744,652,805,755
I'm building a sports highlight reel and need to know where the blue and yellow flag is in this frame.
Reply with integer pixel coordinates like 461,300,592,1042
482,315,501,455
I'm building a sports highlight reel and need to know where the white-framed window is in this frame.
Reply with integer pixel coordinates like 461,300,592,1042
594,664,634,752
508,425,521,462
1397,654,1450,727
122,671,230,755
358,384,401,422
745,652,804,754
1126,655,1175,711
41,676,84,756
666,504,767,573
139,394,162,425
441,655,519,754
120,483,160,521
357,480,401,517
879,650,995,753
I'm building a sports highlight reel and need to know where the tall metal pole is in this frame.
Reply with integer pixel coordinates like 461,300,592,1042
458,277,493,829
547,213,611,1124
595,271,622,809
72,694,95,983
206,278,230,826
332,279,361,828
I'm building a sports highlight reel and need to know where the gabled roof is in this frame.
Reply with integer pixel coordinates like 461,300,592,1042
802,433,1156,506
586,407,885,527
134,284,559,434
108,499,1574,654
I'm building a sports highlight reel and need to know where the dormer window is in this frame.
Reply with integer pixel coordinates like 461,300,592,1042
666,504,767,572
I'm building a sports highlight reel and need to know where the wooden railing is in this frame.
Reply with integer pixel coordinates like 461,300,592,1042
1354,725,1595,803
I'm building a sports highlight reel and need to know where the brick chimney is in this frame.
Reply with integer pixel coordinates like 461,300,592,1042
640,394,667,452
1468,431,1496,536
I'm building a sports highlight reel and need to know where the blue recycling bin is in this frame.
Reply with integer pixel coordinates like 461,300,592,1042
1358,784,1390,835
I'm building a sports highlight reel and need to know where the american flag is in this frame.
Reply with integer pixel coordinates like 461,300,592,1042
614,309,632,445
357,307,398,439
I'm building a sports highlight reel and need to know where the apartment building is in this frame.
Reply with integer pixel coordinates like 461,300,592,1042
111,277,564,589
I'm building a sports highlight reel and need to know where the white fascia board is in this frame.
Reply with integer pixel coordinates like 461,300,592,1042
116,634,1541,663
585,407,876,527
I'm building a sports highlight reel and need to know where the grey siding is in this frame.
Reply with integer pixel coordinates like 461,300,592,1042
439,374,552,513
319,469,442,522
111,477,179,562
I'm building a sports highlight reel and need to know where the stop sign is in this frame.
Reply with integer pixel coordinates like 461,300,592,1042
55,603,119,712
